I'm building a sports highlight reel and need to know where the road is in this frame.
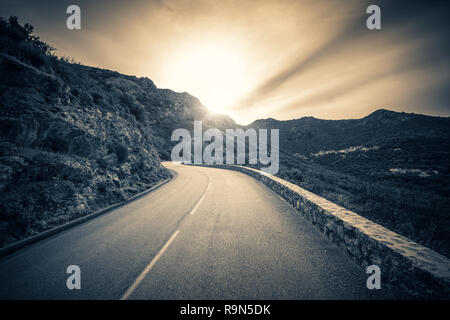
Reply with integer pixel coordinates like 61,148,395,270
0,162,392,299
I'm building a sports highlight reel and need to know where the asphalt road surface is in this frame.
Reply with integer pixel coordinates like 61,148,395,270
0,162,393,299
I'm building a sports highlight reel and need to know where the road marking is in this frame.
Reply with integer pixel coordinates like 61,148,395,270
190,173,211,215
120,230,180,300
120,171,210,299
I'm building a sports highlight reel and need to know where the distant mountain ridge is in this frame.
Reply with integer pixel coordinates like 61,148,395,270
247,109,450,158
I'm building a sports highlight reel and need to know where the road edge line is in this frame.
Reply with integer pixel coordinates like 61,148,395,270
185,163,450,298
0,168,177,259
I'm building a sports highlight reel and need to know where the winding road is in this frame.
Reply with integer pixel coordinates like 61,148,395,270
0,162,392,299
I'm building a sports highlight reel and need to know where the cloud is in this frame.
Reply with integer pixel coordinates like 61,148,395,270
1,0,449,123
229,0,450,122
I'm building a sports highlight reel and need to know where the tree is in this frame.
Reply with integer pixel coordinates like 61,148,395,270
0,16,54,64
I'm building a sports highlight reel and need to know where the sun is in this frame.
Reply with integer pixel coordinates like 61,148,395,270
164,40,250,115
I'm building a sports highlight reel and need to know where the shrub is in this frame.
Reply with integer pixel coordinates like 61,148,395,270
120,93,146,122
0,16,54,68
108,142,128,165
92,92,104,105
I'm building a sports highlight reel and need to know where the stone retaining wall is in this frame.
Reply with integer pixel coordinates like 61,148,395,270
191,164,450,299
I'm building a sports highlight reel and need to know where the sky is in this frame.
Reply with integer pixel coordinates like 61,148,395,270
0,0,449,124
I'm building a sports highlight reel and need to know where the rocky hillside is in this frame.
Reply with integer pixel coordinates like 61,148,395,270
0,16,232,247
248,110,450,257
248,109,450,158
248,109,450,191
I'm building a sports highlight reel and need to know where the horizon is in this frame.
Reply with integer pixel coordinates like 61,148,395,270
0,0,449,124
1,2,450,302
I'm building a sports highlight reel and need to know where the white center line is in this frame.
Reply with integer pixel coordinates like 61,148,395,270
190,173,211,215
120,171,211,299
120,229,180,300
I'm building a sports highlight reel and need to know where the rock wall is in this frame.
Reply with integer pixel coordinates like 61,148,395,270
191,164,450,299
0,52,175,247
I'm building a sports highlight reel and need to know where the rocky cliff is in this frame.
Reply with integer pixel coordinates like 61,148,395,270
0,17,234,247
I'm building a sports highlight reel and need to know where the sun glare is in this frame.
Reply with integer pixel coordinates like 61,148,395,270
164,40,250,115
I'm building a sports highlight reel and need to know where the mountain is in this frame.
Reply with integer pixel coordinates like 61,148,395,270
247,109,450,157
248,109,450,189
0,16,233,247
247,110,450,257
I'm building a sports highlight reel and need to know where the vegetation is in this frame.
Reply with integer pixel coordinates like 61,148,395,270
276,149,449,258
0,17,178,247
0,16,55,68
245,109,449,258
1,16,448,261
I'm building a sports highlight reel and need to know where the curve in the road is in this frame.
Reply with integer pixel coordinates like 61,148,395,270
0,162,393,299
